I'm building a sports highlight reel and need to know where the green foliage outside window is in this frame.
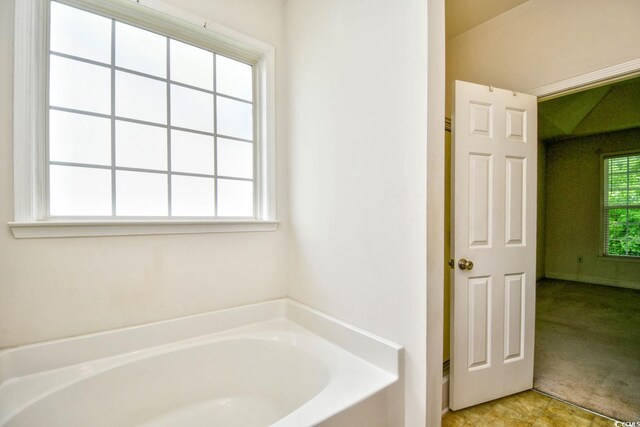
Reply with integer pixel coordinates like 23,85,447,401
604,154,640,257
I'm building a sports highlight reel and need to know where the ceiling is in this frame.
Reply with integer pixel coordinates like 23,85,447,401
446,0,529,40
538,76,640,142
445,1,640,140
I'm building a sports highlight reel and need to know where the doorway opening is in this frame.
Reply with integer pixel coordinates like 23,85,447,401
534,75,640,421
443,70,640,418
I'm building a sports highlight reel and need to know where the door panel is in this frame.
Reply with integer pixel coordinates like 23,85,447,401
505,156,526,246
468,275,491,370
504,273,525,362
450,80,537,410
469,154,492,247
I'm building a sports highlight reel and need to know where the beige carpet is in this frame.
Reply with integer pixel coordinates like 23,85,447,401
534,279,640,421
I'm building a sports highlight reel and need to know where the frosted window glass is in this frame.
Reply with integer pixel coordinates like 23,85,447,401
217,138,253,179
171,85,214,133
49,165,111,216
116,121,167,171
50,2,111,64
216,55,252,101
171,175,215,216
116,171,167,216
171,130,215,175
170,39,213,90
216,96,253,140
217,179,253,217
50,56,111,114
116,71,167,124
116,22,166,78
49,110,111,166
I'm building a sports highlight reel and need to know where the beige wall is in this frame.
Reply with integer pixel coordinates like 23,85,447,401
0,0,289,349
285,0,429,424
446,0,640,115
545,129,640,289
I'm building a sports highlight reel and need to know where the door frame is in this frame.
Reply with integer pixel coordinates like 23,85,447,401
429,57,640,423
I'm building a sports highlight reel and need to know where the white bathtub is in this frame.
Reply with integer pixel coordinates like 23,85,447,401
0,300,401,426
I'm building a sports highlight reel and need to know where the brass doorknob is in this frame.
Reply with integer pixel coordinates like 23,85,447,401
458,258,474,271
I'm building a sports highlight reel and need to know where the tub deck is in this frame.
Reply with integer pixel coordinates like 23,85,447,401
0,299,401,426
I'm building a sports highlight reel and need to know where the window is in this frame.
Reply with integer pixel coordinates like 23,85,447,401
602,152,640,257
49,2,254,218
12,0,277,237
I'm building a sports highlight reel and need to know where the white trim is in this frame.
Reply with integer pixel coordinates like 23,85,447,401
13,0,48,222
12,0,278,234
9,220,279,239
596,255,640,264
427,1,446,425
529,58,640,100
545,273,639,290
600,149,640,258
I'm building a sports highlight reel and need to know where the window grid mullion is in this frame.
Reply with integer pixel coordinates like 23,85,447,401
49,50,254,106
110,18,116,217
46,2,258,220
166,37,172,217
213,53,218,217
48,106,253,143
49,160,253,182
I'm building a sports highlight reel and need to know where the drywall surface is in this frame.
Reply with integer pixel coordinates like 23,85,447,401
545,129,640,289
446,0,640,114
285,0,428,425
0,0,288,349
537,141,547,280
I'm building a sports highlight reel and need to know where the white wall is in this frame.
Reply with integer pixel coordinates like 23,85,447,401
285,0,429,425
545,129,640,289
0,0,288,349
446,0,640,115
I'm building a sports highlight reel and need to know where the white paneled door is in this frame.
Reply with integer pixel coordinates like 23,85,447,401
450,80,537,410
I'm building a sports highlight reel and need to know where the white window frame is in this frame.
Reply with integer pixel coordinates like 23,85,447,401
599,149,640,259
11,0,278,238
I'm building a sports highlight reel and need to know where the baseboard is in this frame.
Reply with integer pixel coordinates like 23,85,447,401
544,273,639,290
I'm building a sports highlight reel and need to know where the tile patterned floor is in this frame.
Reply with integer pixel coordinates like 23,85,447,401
442,390,616,426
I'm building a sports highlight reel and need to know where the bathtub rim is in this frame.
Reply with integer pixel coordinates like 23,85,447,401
0,299,402,427
0,298,402,386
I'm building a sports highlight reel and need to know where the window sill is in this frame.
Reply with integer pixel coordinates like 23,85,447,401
597,255,640,263
8,220,279,239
